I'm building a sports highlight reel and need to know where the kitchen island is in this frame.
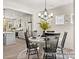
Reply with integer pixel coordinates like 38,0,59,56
3,32,16,45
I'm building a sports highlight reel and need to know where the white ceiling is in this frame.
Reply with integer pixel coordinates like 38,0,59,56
3,0,73,14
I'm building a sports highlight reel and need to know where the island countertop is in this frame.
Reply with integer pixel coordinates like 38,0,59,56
3,32,16,45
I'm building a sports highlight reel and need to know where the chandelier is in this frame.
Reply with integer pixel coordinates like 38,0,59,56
38,0,53,20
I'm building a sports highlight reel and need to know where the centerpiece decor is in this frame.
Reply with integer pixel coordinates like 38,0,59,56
39,21,50,36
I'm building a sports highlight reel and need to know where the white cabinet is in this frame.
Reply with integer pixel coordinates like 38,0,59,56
18,31,25,39
3,32,16,45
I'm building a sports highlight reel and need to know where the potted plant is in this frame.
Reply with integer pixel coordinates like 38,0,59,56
39,21,50,36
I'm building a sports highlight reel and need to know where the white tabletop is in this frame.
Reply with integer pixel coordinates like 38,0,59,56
29,37,45,43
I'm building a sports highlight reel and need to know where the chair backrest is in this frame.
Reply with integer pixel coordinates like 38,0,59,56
32,30,37,37
47,35,60,49
61,32,67,48
3,34,6,45
51,37,59,49
24,32,30,48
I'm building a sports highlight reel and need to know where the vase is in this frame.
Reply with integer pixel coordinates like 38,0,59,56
42,30,46,37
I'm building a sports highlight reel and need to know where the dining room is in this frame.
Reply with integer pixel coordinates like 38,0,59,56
3,0,74,59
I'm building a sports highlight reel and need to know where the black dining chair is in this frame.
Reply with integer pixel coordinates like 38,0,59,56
24,32,39,59
43,35,60,59
57,32,67,59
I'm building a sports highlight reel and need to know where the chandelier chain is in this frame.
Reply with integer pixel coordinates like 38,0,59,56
45,0,46,9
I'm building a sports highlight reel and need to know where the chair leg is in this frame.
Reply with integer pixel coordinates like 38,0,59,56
54,54,56,59
52,54,56,59
36,49,39,59
26,49,28,55
43,53,45,59
61,49,64,59
28,49,30,59
45,54,47,59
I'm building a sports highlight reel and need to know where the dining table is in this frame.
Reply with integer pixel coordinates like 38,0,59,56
29,32,60,48
29,32,60,43
29,37,45,43
29,32,60,58
29,32,60,45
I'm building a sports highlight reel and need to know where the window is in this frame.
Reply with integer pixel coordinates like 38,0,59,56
55,15,64,24
70,13,74,24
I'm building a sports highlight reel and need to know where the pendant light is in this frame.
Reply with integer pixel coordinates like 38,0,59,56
38,0,53,20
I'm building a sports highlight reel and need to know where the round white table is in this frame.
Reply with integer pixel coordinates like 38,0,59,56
29,37,45,43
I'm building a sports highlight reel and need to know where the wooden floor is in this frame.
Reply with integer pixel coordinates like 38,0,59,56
4,38,75,59
4,38,26,59
4,38,43,59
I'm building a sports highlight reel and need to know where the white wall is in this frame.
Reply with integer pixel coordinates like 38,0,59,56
49,4,74,50
32,4,74,50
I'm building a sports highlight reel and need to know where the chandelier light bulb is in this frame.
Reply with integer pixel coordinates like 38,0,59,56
38,13,41,17
41,15,44,18
50,13,53,17
44,11,48,16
